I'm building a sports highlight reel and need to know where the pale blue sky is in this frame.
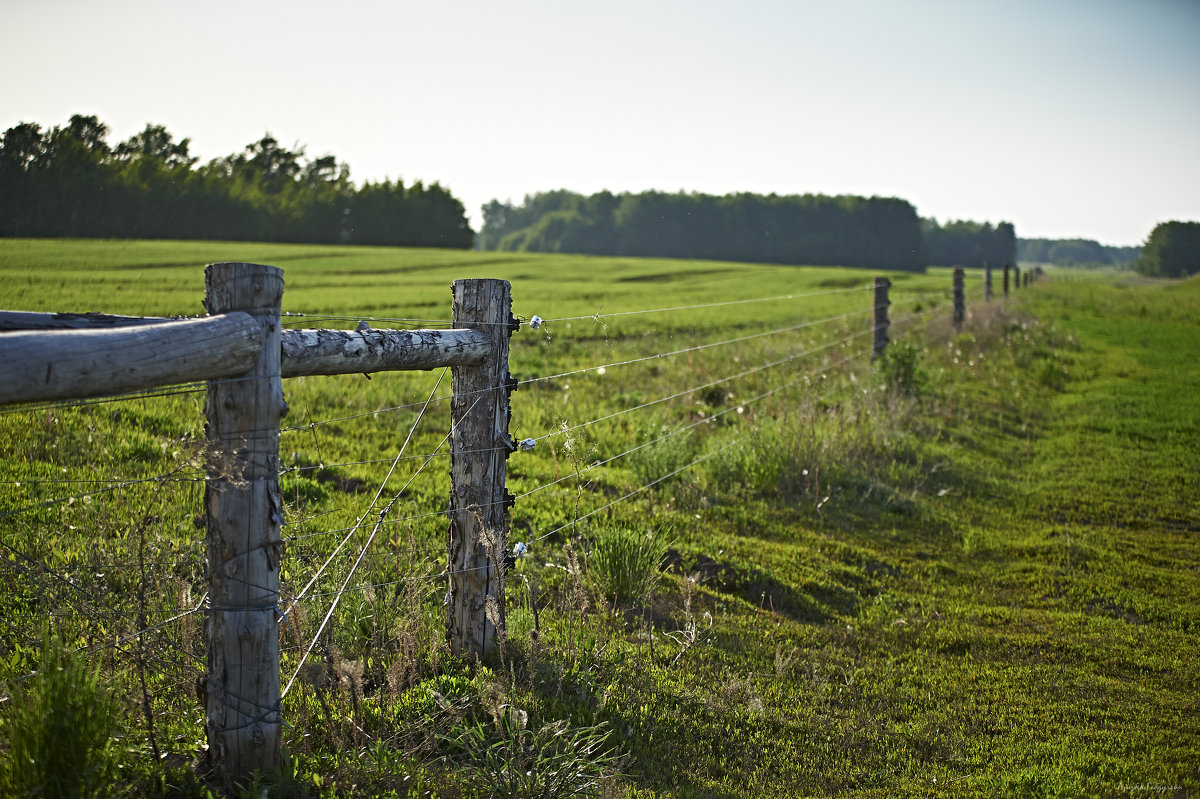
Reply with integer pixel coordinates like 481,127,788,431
2,0,1197,245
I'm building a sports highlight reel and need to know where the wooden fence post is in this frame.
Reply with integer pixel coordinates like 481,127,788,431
203,263,284,788
447,279,517,660
953,268,965,329
984,262,993,302
872,277,890,360
1003,263,1011,297
1013,264,1021,291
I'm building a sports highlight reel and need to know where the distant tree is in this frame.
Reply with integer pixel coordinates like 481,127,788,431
61,114,111,157
480,190,583,249
236,135,303,194
1136,221,1200,278
0,122,48,171
0,123,48,235
114,124,196,169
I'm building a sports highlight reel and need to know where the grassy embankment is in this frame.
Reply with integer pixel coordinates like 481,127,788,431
0,238,1196,797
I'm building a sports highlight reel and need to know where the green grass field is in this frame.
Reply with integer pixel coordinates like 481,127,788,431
1,239,1196,798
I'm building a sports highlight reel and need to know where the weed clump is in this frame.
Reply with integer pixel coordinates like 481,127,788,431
0,630,123,798
875,341,927,397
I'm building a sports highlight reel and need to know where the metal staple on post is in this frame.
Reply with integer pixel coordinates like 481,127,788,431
872,277,890,360
203,262,284,788
446,278,517,661
953,267,965,329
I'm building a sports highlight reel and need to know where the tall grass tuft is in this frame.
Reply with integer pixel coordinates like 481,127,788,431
442,704,617,799
587,526,670,608
1,629,123,798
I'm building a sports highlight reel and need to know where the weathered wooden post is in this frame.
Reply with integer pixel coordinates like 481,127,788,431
1003,263,1011,297
984,261,993,301
953,267,965,329
447,279,517,660
1013,264,1021,291
872,277,890,360
203,263,284,788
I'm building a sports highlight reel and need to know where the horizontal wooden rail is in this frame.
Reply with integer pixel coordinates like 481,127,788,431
0,313,262,404
280,328,489,376
1,318,492,405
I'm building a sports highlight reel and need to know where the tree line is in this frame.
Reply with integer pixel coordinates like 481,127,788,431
923,219,1017,269
0,114,473,247
481,190,1016,271
1018,237,1140,269
1135,221,1200,278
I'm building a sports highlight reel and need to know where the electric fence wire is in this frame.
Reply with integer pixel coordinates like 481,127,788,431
2,306,948,546
512,346,870,509
0,543,205,692
0,370,274,418
0,472,200,519
538,283,873,324
278,318,876,546
0,281,999,702
272,307,867,480
518,307,865,389
524,352,869,550
277,302,868,435
272,312,881,544
517,307,974,549
279,283,874,332
278,371,456,613
278,371,475,701
42,305,956,694
526,320,876,447
284,336,878,561
281,312,459,329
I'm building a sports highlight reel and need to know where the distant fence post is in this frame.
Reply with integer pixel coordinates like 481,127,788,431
872,277,890,360
447,279,517,660
1013,264,1021,291
984,262,993,301
953,268,965,329
1003,264,1011,297
203,263,285,788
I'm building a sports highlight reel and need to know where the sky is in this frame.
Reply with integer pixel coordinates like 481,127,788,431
2,0,1198,246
